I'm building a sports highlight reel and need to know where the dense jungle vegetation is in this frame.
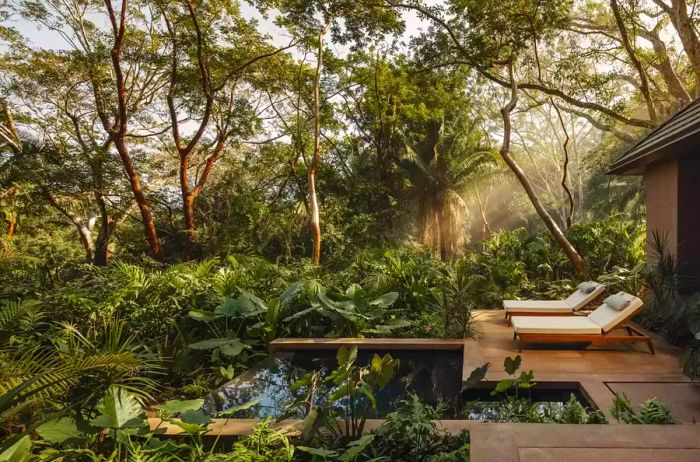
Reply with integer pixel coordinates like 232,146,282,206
1,0,699,459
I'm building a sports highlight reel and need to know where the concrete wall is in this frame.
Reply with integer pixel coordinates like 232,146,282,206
645,156,700,294
645,158,678,258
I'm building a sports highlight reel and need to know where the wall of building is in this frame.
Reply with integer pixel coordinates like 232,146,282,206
645,158,678,258
677,156,700,294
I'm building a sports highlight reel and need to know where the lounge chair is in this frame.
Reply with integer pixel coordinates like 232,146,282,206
511,291,654,354
503,281,605,321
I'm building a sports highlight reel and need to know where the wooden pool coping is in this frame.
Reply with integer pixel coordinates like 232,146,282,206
149,337,484,436
268,337,467,352
148,417,478,437
269,337,481,384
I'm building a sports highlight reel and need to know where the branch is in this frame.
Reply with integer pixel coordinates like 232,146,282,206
384,1,656,129
610,0,657,122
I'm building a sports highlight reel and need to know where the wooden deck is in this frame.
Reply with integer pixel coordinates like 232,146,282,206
468,311,696,421
466,310,700,461
469,423,700,462
469,311,686,382
151,310,700,460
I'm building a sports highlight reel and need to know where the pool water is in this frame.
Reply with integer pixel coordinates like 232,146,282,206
202,349,463,419
461,388,594,421
202,348,595,420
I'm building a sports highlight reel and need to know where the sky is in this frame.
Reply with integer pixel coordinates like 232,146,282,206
9,2,430,56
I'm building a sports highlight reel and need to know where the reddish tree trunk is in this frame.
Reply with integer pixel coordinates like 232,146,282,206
6,220,15,238
102,0,160,259
114,138,160,259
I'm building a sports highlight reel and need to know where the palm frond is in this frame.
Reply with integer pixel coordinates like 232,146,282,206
0,299,40,332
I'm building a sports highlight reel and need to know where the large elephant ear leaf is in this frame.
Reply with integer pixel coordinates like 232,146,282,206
335,346,357,367
36,417,81,443
91,386,144,430
0,435,31,462
216,398,261,417
188,338,245,358
179,409,212,425
463,363,490,390
370,292,398,307
237,290,268,317
215,298,239,317
368,353,398,388
280,280,305,306
154,399,204,415
339,434,376,462
297,444,337,459
504,355,522,375
188,310,218,322
315,292,342,312
218,339,245,357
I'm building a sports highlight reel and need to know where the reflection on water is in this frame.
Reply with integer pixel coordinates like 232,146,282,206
202,349,463,419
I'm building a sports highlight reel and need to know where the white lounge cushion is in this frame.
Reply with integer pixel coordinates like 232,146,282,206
577,281,598,293
503,300,573,313
511,316,602,335
503,282,604,313
587,292,644,333
565,282,605,310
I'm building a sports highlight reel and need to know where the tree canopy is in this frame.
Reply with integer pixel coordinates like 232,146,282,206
1,0,693,265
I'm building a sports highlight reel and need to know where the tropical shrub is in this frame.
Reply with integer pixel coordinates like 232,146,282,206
368,394,470,462
566,216,645,277
285,346,399,443
431,260,477,338
463,356,606,424
610,393,677,424
632,232,700,378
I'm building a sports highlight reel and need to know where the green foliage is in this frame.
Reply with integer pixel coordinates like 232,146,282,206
440,216,645,308
285,284,407,337
0,317,159,435
491,355,535,398
431,261,477,338
566,216,645,277
632,232,700,378
284,346,398,445
368,394,470,462
610,393,677,425
22,384,296,461
465,393,606,424
0,435,31,462
230,418,294,462
551,395,607,425
465,357,606,424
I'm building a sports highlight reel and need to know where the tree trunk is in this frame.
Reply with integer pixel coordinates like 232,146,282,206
94,192,112,266
439,204,448,262
500,64,587,277
101,0,160,260
74,218,96,264
44,192,95,263
654,0,700,97
308,25,328,265
182,191,196,260
639,26,691,108
610,0,657,123
551,101,575,228
474,185,492,240
180,149,196,261
113,138,160,259
6,220,15,238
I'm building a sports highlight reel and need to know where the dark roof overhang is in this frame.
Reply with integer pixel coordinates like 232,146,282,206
607,98,700,175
